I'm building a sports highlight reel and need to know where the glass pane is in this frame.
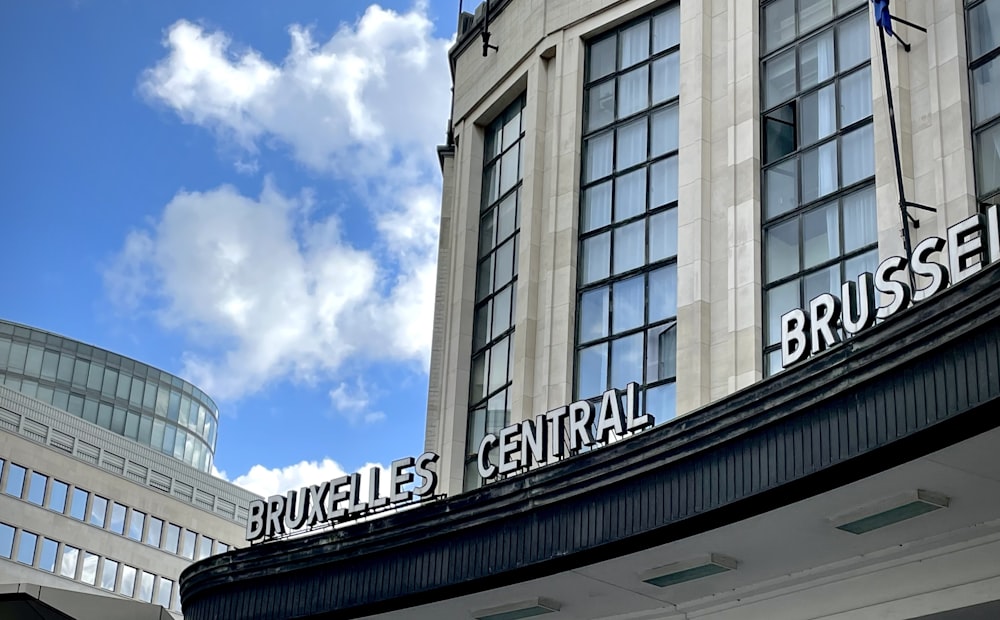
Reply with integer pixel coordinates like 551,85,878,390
120,565,137,596
582,182,611,232
645,381,677,421
764,0,796,53
836,10,870,71
488,337,509,393
651,52,680,104
578,286,609,343
650,156,678,207
840,66,872,127
618,65,649,118
613,221,645,274
649,208,678,262
585,131,614,182
157,578,174,609
5,463,25,497
494,238,515,289
766,280,800,346
765,104,796,163
72,358,88,387
647,323,677,381
845,248,879,282
181,530,196,559
482,161,499,206
842,186,877,251
57,352,73,381
620,21,649,68
650,104,679,156
138,572,155,602
587,80,616,131
18,531,37,565
764,50,796,108
25,345,43,376
841,123,874,185
497,191,517,242
110,503,127,535
577,343,609,400
502,106,521,150
804,264,840,302
199,536,214,559
615,169,647,221
649,264,678,322
589,34,617,81
800,30,836,90
70,488,88,520
480,210,496,256
470,350,487,403
611,333,643,388
802,201,840,268
976,124,1000,196
101,558,118,590
499,144,519,195
612,275,645,334
970,0,1000,60
90,495,108,527
491,285,513,337
581,232,611,284
8,342,27,372
799,0,834,34
60,545,79,578
473,304,490,351
837,0,865,13
972,57,1000,124
477,257,492,301
48,480,68,513
800,84,836,146
0,523,12,558
164,523,180,553
146,517,163,547
801,141,838,202
81,552,98,585
617,119,648,170
27,472,46,505
653,7,680,53
767,219,800,282
129,510,146,541
40,350,59,379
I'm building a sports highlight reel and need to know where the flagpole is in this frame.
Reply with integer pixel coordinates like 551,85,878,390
876,22,917,291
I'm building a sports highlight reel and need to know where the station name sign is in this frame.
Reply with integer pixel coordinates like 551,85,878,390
781,206,1000,367
245,452,439,542
477,382,654,480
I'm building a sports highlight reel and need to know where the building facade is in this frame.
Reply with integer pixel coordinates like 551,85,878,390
178,1,1000,619
0,320,258,617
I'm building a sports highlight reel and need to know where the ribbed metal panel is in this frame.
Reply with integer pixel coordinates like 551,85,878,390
182,265,1000,620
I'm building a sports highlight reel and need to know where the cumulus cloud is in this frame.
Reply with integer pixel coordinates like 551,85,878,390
109,3,452,402
232,457,391,499
329,379,386,425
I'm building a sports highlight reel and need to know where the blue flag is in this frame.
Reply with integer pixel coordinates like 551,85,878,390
873,0,894,36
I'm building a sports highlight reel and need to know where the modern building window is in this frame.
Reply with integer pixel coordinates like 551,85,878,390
465,95,525,491
157,577,174,609
17,530,38,565
48,479,68,513
0,522,14,558
120,564,137,597
181,529,196,559
128,509,146,541
217,541,230,554
27,471,47,505
576,4,680,422
164,523,181,553
60,545,79,578
101,558,119,591
38,537,58,572
138,571,155,603
69,487,88,520
146,516,164,547
89,494,108,527
109,502,127,535
968,0,1000,206
198,535,214,559
4,463,26,498
81,552,99,585
760,0,877,374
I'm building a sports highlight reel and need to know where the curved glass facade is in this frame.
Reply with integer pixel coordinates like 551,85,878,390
0,320,218,472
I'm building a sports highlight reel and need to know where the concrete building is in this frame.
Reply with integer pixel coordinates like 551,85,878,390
178,1,1000,618
0,320,258,617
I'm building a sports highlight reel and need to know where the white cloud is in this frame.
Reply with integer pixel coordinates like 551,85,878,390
111,3,452,402
232,457,391,499
329,379,386,425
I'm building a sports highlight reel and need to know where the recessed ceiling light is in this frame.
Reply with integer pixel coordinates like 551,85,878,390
832,490,950,535
472,598,560,620
640,554,738,588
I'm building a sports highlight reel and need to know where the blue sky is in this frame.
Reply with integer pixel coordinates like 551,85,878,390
0,0,456,495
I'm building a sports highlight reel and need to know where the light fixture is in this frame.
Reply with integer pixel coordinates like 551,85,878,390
472,598,560,620
832,489,949,535
640,554,738,588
